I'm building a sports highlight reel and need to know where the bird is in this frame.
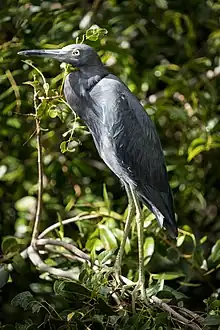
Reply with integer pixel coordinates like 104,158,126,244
18,43,177,299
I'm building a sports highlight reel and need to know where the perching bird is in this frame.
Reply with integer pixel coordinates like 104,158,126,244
18,44,177,299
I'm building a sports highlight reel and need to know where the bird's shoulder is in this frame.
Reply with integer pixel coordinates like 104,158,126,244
92,74,124,96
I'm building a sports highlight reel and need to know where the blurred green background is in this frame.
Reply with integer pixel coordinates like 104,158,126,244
1,0,220,328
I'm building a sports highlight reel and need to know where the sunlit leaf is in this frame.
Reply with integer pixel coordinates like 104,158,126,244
103,183,111,213
177,235,185,247
188,145,205,161
99,225,118,250
144,236,155,265
86,26,108,41
60,141,67,153
151,272,185,280
211,239,220,262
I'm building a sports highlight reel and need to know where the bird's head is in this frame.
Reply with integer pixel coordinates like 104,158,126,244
18,44,103,68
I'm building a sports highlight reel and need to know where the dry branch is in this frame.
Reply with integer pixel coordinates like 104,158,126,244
31,117,43,246
27,246,77,280
36,238,90,262
38,213,100,238
150,295,203,330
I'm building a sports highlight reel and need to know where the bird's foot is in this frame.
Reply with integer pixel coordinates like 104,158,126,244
131,279,147,312
113,275,147,311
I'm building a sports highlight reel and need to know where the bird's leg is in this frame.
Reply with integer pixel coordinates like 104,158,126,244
114,185,135,283
130,188,146,306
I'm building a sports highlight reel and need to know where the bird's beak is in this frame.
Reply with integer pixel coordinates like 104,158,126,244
18,49,67,62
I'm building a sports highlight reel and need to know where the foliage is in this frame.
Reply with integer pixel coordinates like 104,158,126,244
1,0,220,328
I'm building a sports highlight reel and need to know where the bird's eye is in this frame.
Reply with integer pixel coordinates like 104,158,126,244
72,49,80,56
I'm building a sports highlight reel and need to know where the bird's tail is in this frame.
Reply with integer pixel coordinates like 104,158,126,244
137,186,178,239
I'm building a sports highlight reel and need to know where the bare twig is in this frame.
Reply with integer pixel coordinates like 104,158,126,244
17,213,100,261
177,306,205,325
44,246,86,263
6,69,21,112
27,246,77,280
36,238,91,262
150,295,202,330
31,118,43,246
23,129,37,146
38,214,100,238
112,275,203,328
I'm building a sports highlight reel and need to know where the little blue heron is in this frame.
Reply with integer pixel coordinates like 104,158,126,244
18,44,177,299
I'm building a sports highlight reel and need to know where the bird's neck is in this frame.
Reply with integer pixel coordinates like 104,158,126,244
78,65,108,80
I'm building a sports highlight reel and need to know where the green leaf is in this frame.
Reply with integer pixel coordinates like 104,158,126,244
12,254,28,274
0,86,13,101
188,144,205,161
1,236,19,255
200,235,207,244
146,280,164,296
204,315,220,326
211,239,220,262
57,212,64,239
86,26,108,41
97,250,115,264
15,196,36,212
151,272,185,280
53,280,65,295
23,81,39,88
178,281,201,287
112,228,131,254
11,291,34,310
177,234,185,247
36,99,47,118
86,237,103,251
103,183,110,213
6,118,21,129
54,280,91,298
162,285,188,300
48,108,58,118
144,236,155,265
0,266,9,288
156,0,168,9
60,141,67,153
43,82,49,96
99,225,118,250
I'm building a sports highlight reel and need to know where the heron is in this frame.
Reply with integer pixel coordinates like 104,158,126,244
18,44,177,300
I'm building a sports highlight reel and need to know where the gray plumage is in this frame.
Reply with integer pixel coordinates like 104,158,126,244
18,43,177,238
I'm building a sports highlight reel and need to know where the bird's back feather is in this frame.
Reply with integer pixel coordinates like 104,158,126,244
64,72,177,238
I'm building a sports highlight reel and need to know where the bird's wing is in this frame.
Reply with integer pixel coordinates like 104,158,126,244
95,77,177,237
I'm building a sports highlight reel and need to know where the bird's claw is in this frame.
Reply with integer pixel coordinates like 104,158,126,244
131,280,147,312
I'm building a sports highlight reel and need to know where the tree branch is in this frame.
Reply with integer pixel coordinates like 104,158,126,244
119,276,203,329
44,246,86,263
27,246,77,280
38,213,100,239
36,238,91,262
150,295,202,330
31,117,43,246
